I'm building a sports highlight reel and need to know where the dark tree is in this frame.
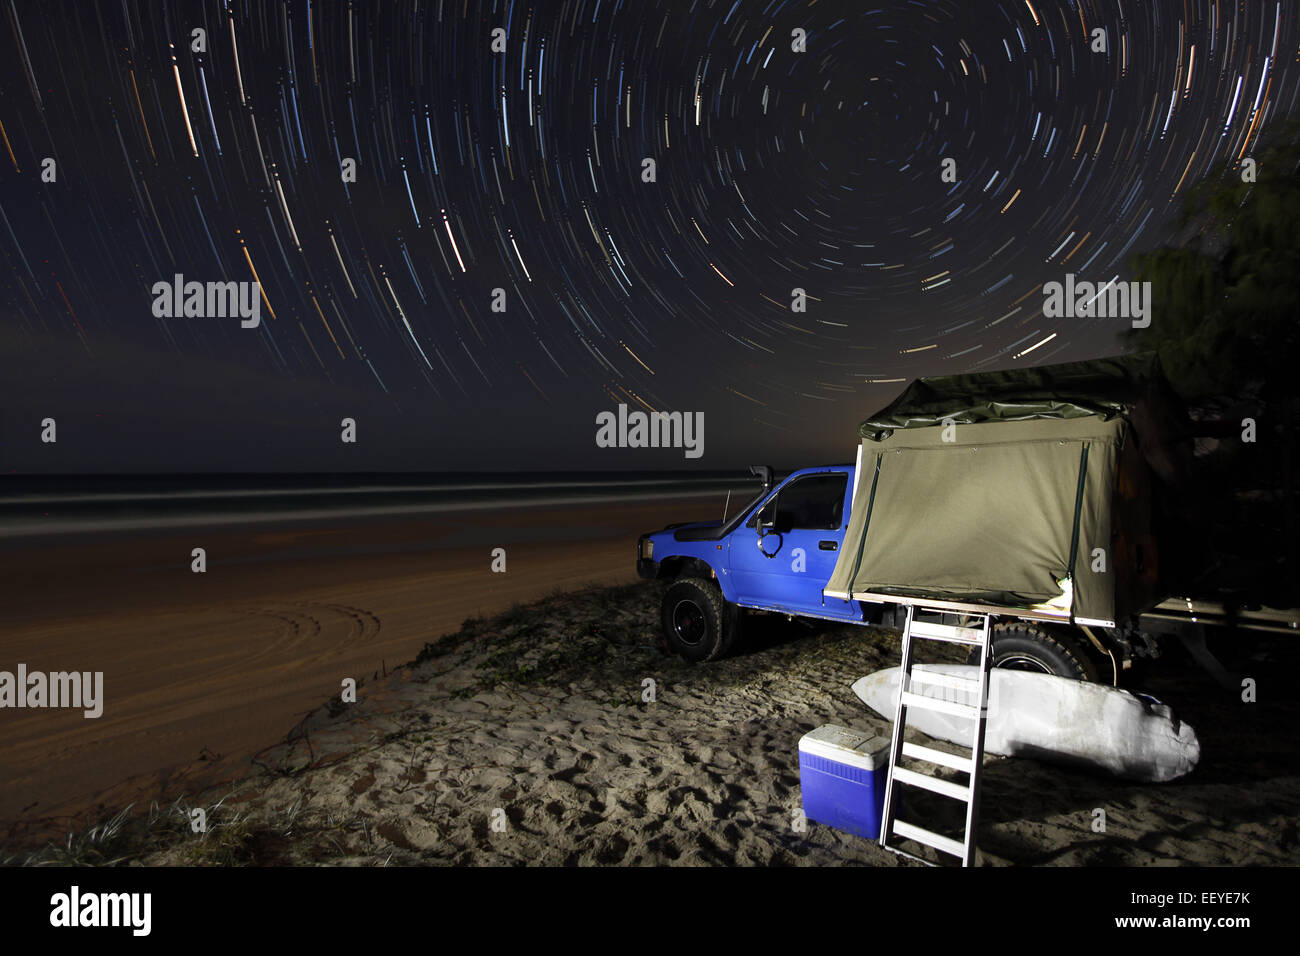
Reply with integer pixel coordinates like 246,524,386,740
1129,122,1300,403
1127,124,1300,604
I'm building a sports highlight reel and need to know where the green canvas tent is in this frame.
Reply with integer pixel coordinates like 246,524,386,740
823,353,1187,626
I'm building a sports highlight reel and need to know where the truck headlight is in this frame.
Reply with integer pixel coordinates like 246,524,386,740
641,538,654,559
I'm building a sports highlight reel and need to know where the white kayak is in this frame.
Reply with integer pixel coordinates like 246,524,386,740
851,665,1200,783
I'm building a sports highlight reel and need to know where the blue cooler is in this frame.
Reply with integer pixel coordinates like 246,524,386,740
799,724,890,839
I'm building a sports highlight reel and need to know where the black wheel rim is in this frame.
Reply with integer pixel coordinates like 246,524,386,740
672,599,707,646
996,654,1053,674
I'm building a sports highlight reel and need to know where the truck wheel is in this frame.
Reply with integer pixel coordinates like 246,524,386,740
661,577,739,663
967,622,1099,682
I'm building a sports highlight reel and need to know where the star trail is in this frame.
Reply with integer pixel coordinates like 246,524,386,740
1,0,1297,470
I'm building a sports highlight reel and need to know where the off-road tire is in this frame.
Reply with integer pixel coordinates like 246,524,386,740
661,577,740,662
967,622,1099,682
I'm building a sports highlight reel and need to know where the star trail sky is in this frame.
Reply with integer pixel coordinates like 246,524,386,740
1,0,1296,471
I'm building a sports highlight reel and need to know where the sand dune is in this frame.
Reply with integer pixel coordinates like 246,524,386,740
12,580,1295,866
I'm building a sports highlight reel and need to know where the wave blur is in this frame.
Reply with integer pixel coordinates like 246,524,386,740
0,472,761,538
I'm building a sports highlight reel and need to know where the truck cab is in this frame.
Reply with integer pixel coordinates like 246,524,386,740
637,464,867,660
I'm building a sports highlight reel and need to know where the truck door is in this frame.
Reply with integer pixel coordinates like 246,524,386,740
728,470,860,620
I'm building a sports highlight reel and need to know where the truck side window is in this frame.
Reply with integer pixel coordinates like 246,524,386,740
749,474,847,532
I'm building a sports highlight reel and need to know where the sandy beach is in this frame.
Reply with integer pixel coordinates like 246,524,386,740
0,498,725,841
6,566,1299,865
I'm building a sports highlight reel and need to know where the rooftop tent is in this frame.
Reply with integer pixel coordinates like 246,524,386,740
824,353,1184,625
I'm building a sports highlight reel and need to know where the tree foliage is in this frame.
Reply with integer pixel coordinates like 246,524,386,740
1127,123,1300,405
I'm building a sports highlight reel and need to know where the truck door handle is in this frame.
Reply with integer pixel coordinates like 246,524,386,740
819,540,838,551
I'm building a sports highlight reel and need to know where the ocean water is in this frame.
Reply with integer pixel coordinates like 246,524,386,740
0,472,762,539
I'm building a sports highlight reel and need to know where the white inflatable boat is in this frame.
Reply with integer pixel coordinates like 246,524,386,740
851,665,1200,783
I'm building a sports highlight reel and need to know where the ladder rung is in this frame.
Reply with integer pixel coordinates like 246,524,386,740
892,766,972,802
909,667,983,693
900,690,981,721
902,741,975,774
891,819,967,858
908,620,986,646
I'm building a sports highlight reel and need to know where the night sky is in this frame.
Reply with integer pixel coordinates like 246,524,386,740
1,0,1295,472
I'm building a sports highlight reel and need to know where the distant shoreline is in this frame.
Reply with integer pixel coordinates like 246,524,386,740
0,471,770,540
0,487,732,539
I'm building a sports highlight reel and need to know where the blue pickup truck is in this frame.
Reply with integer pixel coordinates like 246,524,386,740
635,457,1300,687
637,464,878,659
639,356,1300,684
637,463,1104,679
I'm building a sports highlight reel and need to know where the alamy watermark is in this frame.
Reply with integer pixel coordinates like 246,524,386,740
151,273,261,328
0,664,103,718
50,886,150,936
1042,273,1151,328
595,404,704,459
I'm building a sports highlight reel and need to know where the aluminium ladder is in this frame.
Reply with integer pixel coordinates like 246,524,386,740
878,604,994,867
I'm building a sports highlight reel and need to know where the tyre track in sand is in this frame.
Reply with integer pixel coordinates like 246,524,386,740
0,500,725,843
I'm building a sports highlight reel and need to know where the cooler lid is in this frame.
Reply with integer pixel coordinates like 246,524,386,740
798,724,890,769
